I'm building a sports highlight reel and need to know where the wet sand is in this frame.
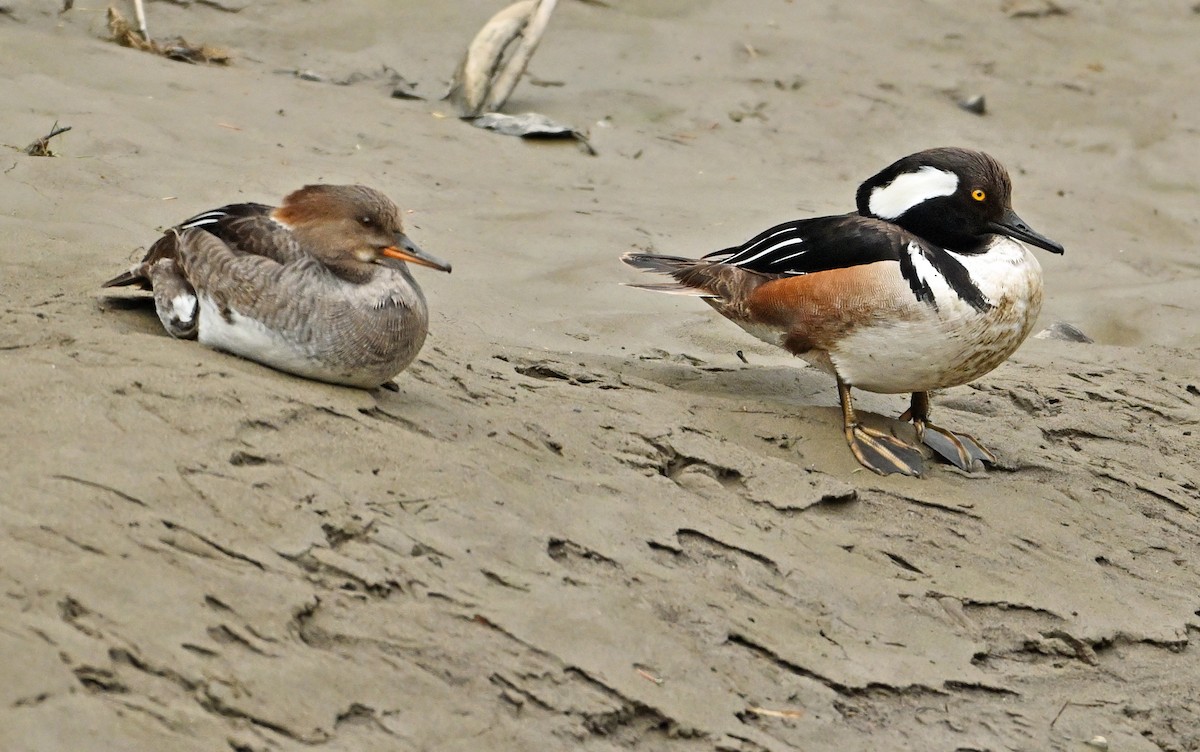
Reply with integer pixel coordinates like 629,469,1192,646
2,1,1198,749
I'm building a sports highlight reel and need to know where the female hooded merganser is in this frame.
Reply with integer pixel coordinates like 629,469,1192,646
104,184,452,389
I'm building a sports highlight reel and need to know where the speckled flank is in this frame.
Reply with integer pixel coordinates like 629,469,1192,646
737,261,914,354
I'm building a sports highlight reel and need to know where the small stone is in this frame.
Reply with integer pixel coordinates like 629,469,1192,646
500,688,525,707
1085,735,1108,750
1034,321,1094,343
958,94,986,115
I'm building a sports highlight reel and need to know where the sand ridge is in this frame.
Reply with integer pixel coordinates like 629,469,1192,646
2,1,1198,749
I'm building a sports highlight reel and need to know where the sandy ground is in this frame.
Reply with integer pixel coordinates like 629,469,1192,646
2,1,1199,750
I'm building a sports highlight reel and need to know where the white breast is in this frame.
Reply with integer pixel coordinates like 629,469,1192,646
193,264,427,389
196,297,309,374
824,238,1044,394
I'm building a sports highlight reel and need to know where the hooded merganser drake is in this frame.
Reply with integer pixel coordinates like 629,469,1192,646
103,184,452,389
623,147,1064,476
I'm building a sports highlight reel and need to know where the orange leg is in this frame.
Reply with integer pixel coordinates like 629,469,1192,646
900,391,996,472
837,376,923,477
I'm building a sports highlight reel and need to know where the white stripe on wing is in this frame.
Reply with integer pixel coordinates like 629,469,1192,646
180,211,229,229
730,232,805,266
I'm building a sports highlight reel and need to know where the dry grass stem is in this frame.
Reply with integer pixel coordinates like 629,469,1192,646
106,6,231,65
23,122,72,156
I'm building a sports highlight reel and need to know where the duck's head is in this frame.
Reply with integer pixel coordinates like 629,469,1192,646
273,184,452,278
856,147,1064,256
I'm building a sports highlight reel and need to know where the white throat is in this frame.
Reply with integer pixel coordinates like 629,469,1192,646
868,166,958,220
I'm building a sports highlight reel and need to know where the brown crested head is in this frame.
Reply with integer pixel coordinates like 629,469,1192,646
274,184,402,259
272,184,452,278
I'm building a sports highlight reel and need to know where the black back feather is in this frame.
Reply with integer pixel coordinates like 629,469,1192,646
705,214,991,313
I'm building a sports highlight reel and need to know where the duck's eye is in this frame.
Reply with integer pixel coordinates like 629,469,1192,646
359,216,374,227
971,189,987,202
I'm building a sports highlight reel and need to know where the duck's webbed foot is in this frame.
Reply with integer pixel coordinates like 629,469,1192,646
838,377,923,476
846,423,924,477
901,392,996,472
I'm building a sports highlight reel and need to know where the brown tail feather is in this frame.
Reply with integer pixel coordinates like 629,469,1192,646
621,251,765,304
622,281,713,296
101,232,180,289
100,270,145,288
621,252,698,274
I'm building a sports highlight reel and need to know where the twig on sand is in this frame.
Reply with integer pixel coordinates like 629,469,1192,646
745,706,805,719
24,122,72,156
1050,700,1113,728
635,667,663,685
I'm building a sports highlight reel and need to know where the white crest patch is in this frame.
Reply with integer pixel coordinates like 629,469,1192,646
868,166,958,220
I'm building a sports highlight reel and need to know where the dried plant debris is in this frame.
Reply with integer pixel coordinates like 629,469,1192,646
440,0,590,152
1035,321,1094,344
471,112,594,154
277,65,421,97
106,6,231,64
390,78,423,100
1002,0,1070,18
728,101,768,123
23,123,71,157
160,0,248,11
447,0,558,118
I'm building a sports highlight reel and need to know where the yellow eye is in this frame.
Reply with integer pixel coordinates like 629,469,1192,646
971,189,987,202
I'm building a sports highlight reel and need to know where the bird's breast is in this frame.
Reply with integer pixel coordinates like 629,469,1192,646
718,238,1044,393
194,269,430,388
829,239,1044,393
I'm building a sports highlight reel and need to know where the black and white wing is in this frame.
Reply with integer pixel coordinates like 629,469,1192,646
102,203,300,289
705,214,990,312
172,203,306,265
